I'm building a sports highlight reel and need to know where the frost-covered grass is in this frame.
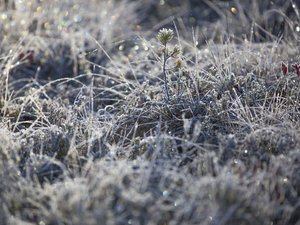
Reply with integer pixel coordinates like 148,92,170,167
0,0,300,225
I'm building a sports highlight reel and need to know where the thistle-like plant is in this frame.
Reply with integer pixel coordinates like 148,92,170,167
157,28,182,101
157,28,174,45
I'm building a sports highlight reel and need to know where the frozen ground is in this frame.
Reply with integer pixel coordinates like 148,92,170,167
0,0,300,224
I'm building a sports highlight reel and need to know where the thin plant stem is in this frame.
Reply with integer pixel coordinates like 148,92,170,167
163,43,170,101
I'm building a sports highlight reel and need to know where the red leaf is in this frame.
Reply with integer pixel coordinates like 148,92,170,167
18,50,35,64
292,64,297,70
18,53,25,61
281,62,288,75
292,64,300,77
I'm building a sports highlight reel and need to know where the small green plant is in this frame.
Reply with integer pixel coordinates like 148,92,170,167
157,28,182,101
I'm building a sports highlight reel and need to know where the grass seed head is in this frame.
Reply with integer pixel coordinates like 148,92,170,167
157,28,174,45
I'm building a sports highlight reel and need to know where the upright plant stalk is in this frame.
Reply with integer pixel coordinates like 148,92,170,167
157,28,175,102
162,43,170,101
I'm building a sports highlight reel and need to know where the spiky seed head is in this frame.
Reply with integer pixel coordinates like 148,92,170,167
171,45,181,57
157,28,174,45
175,59,183,68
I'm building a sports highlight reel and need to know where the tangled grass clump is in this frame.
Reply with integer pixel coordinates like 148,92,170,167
0,0,300,224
